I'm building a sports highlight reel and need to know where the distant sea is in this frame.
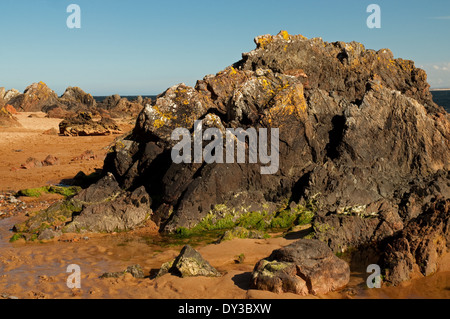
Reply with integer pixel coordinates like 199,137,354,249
93,95,158,103
431,90,450,113
93,92,450,113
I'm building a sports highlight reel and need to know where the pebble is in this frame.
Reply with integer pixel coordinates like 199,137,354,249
8,196,18,204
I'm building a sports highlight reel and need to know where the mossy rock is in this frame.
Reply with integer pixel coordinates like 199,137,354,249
13,198,83,234
16,186,81,198
156,245,221,278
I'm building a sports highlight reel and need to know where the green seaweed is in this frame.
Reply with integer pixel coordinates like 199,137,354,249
172,199,318,242
16,186,81,198
9,233,25,242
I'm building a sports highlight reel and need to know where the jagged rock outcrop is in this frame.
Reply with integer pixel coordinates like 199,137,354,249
8,82,59,112
58,86,97,110
251,239,350,295
96,94,146,118
1,88,20,107
3,83,144,118
4,104,18,115
98,31,449,236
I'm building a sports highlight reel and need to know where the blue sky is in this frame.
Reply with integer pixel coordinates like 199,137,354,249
0,0,449,95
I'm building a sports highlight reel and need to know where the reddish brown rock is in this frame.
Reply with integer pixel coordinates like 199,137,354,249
251,239,350,295
19,155,59,169
0,106,21,128
4,104,18,115
71,150,97,162
96,94,144,118
46,106,70,119
20,157,43,169
42,155,60,166
8,82,59,112
42,128,59,135
382,198,450,285
59,86,96,110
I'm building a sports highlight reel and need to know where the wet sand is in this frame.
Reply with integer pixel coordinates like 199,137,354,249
0,113,449,299
1,212,449,300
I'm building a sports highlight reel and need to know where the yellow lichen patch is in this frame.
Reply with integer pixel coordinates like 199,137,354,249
396,58,415,73
255,35,274,49
153,119,165,129
263,84,307,127
114,140,126,150
175,88,188,94
278,30,290,40
151,105,178,129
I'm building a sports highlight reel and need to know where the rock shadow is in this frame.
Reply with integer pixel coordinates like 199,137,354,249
231,272,252,290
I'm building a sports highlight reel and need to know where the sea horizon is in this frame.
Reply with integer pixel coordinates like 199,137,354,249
91,92,450,113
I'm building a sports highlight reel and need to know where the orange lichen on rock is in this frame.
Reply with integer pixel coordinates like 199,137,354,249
255,34,274,49
262,83,307,127
254,30,295,49
4,104,18,115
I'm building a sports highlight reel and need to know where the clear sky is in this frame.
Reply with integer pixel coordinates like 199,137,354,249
1,0,449,96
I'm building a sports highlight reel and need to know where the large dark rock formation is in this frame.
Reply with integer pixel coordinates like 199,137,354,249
16,31,450,285
100,31,449,234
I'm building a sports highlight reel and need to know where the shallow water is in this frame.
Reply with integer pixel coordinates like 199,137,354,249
0,215,449,299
